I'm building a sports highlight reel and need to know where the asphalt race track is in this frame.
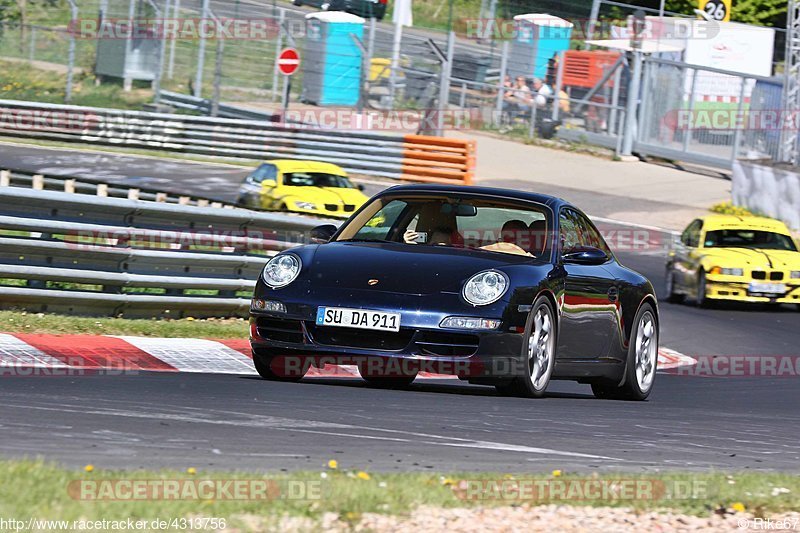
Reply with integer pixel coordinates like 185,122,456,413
1,249,798,473
1,142,798,472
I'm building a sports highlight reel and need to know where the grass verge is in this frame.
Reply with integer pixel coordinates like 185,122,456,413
0,460,798,528
0,310,247,338
0,60,152,110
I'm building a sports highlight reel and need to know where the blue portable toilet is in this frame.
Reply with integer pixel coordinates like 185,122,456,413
508,14,573,81
302,12,365,106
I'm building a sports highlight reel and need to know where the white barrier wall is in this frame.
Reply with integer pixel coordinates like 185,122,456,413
732,161,800,231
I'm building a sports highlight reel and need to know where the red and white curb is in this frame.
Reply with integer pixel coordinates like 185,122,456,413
0,333,696,377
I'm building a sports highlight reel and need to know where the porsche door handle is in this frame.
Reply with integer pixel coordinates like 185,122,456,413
607,287,618,302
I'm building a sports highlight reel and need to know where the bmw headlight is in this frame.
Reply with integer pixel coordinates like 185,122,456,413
295,201,317,210
791,271,800,279
720,268,743,276
262,254,302,288
463,270,509,306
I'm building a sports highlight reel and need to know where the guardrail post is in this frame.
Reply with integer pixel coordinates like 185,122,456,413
97,184,108,197
64,179,76,193
197,199,209,207
0,170,9,187
156,193,168,202
211,202,222,208
128,189,140,201
32,174,44,190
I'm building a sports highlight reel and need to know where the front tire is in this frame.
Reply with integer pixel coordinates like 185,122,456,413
496,295,556,398
665,268,684,303
696,270,709,307
253,350,305,382
591,302,658,401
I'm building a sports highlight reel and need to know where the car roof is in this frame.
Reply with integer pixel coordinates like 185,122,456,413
700,214,791,234
377,184,569,211
265,159,347,175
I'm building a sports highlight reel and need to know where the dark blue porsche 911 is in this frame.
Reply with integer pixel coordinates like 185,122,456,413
249,184,659,400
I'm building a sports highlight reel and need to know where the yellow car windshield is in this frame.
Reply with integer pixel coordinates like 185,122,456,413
283,172,354,188
704,230,797,251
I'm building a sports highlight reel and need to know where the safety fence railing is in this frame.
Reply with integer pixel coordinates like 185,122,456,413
0,99,475,185
0,187,327,318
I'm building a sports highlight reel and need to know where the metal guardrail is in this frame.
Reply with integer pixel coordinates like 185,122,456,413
0,99,475,185
0,188,328,318
0,168,233,207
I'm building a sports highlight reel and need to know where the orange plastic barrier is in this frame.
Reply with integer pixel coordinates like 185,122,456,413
400,135,476,186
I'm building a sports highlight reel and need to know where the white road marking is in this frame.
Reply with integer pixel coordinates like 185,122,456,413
6,402,619,461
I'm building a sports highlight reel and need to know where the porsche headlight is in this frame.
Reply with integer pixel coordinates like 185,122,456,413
791,271,800,279
262,254,301,288
463,270,509,306
294,201,317,210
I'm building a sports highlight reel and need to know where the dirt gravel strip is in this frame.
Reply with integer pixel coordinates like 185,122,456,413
263,506,800,532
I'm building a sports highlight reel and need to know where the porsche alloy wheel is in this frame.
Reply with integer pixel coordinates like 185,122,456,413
497,295,556,398
592,303,658,401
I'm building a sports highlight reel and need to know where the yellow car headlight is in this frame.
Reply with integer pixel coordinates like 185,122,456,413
791,271,800,279
294,201,317,210
710,267,743,276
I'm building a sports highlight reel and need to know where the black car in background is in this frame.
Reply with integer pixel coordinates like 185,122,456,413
293,0,387,20
250,184,659,400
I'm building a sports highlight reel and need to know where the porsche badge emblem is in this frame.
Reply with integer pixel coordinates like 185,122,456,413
368,279,379,286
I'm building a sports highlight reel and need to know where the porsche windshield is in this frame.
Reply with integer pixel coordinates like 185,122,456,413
336,196,552,258
704,229,798,251
283,172,354,188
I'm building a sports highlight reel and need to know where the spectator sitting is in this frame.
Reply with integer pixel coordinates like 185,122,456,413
531,78,553,109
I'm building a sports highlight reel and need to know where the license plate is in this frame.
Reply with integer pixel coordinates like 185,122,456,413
316,307,400,332
748,282,786,295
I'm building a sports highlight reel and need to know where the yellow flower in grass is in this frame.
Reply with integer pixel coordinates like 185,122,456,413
356,471,370,480
327,459,338,470
552,470,562,478
84,464,94,473
732,502,746,513
186,467,197,475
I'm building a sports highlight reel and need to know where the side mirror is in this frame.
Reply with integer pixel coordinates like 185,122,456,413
310,224,338,244
562,246,609,265
357,184,365,191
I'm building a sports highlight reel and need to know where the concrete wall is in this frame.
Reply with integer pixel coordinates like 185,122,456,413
732,161,800,231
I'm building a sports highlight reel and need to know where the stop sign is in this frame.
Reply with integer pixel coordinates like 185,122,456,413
277,48,300,76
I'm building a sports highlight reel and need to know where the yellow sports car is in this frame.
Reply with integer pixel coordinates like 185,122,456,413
666,214,800,307
235,160,369,218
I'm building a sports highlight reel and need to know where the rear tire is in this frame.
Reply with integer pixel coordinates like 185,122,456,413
253,350,305,382
292,0,302,5
591,303,658,401
495,295,556,398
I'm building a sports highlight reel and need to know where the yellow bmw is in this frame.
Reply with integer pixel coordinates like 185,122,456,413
666,214,800,307
235,160,369,218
